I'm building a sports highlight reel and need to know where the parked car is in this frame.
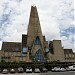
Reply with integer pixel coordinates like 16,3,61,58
71,65,75,71
2,69,8,74
60,68,66,72
42,67,48,72
72,67,75,71
51,68,55,72
10,68,15,73
34,68,40,73
51,67,61,72
26,67,32,73
66,66,73,71
66,65,75,71
66,67,71,71
72,65,75,71
18,67,24,73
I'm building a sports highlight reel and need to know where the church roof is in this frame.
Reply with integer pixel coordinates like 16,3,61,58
64,49,73,54
1,42,21,52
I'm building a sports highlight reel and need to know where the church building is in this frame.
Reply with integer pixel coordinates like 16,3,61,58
0,6,75,63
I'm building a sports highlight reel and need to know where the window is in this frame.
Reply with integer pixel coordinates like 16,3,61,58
16,48,19,51
45,48,49,53
22,47,27,56
35,49,45,62
22,47,27,53
34,36,41,45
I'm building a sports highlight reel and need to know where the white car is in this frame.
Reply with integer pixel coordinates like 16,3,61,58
55,67,61,72
51,68,55,72
60,68,66,72
26,67,32,73
52,67,61,72
2,69,8,74
18,67,24,73
34,68,40,73
72,67,75,71
66,65,75,71
66,66,73,71
72,65,75,71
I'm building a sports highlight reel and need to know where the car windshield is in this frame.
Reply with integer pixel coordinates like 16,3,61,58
18,67,23,69
11,69,15,70
3,69,7,71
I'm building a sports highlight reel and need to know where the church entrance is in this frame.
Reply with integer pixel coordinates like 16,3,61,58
34,49,46,62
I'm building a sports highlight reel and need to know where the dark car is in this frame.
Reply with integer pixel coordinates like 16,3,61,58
34,68,40,73
18,67,24,73
42,68,48,72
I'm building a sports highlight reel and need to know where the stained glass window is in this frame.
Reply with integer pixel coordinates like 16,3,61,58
34,36,41,45
35,49,45,62
45,48,49,53
16,48,18,51
22,47,27,53
22,47,27,56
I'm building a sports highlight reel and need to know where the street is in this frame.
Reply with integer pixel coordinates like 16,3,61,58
0,71,75,75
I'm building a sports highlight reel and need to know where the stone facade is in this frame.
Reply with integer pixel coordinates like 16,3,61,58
64,49,75,62
0,6,75,63
52,40,64,62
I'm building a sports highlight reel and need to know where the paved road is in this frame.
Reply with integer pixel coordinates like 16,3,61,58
0,71,75,75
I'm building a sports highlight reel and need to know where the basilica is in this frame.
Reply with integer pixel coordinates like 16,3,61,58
0,6,75,63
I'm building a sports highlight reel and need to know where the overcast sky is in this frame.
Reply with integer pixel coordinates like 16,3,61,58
0,0,75,52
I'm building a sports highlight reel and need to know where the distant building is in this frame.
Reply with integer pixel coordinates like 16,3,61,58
0,6,75,63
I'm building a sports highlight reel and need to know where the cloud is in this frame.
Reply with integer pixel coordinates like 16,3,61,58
0,0,74,52
61,33,74,51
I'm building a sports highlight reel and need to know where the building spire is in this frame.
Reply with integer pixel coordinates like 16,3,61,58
27,6,43,47
29,6,38,18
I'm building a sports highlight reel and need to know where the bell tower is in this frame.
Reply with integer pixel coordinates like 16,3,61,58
27,6,44,48
27,6,46,61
